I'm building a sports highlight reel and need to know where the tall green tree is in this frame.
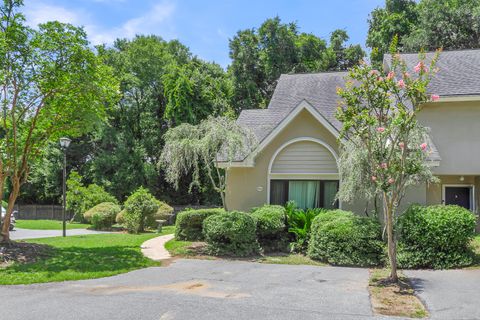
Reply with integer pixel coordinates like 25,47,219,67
367,0,418,66
367,0,480,65
229,17,364,112
0,0,118,241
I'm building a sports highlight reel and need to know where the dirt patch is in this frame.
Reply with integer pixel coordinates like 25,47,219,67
0,241,51,268
84,280,250,299
369,269,428,318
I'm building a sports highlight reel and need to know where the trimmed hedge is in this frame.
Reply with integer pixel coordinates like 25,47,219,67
83,202,121,230
250,205,288,251
203,211,259,256
308,210,384,266
175,208,225,241
398,204,477,269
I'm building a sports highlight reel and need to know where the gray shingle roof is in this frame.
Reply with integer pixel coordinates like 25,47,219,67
384,49,480,96
234,49,480,163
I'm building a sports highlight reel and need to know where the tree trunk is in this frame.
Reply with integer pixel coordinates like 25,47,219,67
384,196,398,282
1,177,20,243
220,191,227,211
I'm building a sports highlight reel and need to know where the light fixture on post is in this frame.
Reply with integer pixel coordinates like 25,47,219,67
59,137,71,237
460,176,465,182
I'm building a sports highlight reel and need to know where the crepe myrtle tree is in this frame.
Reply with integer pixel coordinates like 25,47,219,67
160,116,257,210
0,0,118,242
335,49,441,282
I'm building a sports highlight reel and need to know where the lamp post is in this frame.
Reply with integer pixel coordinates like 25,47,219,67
59,137,71,237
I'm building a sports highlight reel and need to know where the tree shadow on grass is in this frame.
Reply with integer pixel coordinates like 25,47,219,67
4,245,155,274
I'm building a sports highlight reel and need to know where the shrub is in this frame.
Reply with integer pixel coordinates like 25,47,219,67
308,210,384,266
115,209,125,224
145,201,174,228
83,202,120,230
67,171,118,222
175,208,225,241
123,187,160,233
203,211,259,256
397,204,477,269
285,201,327,253
250,205,288,252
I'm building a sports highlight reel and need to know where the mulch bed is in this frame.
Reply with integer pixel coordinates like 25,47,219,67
0,242,51,268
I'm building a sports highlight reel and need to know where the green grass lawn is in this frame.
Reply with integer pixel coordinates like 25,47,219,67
0,226,175,285
16,219,91,230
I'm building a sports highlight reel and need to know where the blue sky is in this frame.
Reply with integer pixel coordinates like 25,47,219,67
23,0,384,68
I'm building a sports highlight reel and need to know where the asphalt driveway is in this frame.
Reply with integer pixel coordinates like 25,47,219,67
9,228,110,240
0,259,385,320
405,269,480,320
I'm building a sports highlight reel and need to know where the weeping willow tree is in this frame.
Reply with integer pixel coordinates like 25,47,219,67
336,49,441,282
159,116,257,210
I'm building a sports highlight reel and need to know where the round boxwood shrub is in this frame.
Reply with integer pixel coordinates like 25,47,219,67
115,209,125,225
308,210,384,266
250,205,288,252
203,211,260,256
83,202,121,230
397,204,477,269
145,201,174,228
175,208,225,241
123,187,160,233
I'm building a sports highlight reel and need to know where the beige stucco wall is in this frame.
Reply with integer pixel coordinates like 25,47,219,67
225,108,368,213
418,100,480,175
226,100,480,216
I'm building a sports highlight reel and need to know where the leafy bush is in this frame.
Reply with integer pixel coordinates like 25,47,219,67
145,201,174,227
397,205,477,269
123,187,160,233
66,171,117,222
203,211,259,256
115,209,125,224
2,200,7,209
308,210,384,266
285,201,327,253
175,208,225,241
250,205,288,252
83,202,120,230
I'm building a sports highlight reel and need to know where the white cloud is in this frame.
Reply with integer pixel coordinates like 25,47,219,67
23,1,176,45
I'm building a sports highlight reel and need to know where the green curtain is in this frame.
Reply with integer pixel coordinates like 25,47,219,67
288,181,320,209
323,181,338,209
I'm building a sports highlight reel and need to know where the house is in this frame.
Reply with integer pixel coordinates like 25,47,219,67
220,49,480,218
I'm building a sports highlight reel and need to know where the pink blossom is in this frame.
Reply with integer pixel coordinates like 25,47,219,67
369,69,379,76
430,94,440,102
397,79,405,88
371,176,377,182
388,178,395,184
386,71,395,80
378,76,384,81
398,142,405,149
403,72,410,78
376,127,385,133
420,143,428,151
414,62,428,73
380,162,388,169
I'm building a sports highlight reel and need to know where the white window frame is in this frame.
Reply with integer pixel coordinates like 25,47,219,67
442,184,475,212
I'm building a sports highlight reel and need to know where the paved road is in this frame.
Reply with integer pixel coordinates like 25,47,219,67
405,269,480,320
10,228,110,240
0,259,390,320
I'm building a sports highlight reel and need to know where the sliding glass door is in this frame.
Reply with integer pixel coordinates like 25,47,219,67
270,180,339,209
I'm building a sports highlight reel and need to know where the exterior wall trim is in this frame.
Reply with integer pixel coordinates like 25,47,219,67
441,184,476,212
266,136,342,209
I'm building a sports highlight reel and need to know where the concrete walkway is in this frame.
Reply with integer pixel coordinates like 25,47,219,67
10,228,111,240
140,234,174,261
